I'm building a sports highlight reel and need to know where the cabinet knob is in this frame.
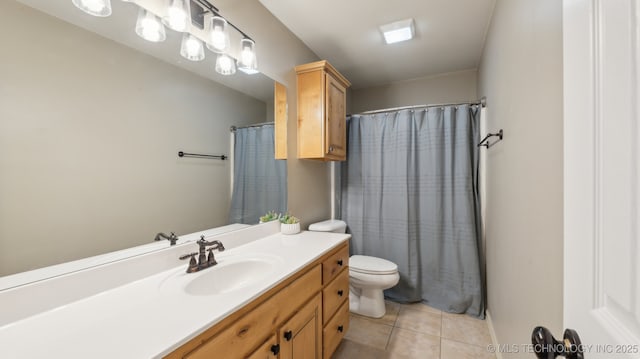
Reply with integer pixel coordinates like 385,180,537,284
270,344,280,356
337,259,343,266
338,325,344,333
337,290,344,297
329,146,334,152
284,330,293,341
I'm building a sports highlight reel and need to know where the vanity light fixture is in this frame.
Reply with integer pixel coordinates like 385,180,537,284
72,0,112,17
72,0,258,75
135,8,167,42
380,18,415,44
180,33,205,61
163,0,190,32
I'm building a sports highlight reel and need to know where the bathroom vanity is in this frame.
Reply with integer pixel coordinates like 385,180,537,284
0,222,350,358
167,241,350,359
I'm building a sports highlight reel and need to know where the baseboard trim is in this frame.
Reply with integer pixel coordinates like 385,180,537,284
486,309,502,359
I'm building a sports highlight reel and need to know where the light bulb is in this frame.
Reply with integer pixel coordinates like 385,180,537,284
136,9,166,42
180,34,205,61
215,53,236,75
207,16,230,53
84,0,105,12
241,48,253,66
72,0,112,17
237,38,258,74
164,0,189,32
211,27,225,49
218,55,232,69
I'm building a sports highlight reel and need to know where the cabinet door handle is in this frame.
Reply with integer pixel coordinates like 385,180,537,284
329,146,335,152
531,326,584,359
284,330,293,341
270,344,280,355
337,290,344,296
337,259,343,266
338,325,344,333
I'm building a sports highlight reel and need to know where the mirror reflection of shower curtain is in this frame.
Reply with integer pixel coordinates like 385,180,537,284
228,124,287,224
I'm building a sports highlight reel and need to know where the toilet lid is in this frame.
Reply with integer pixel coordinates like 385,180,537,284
349,255,398,275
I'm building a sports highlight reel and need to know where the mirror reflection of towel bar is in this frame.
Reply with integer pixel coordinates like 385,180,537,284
178,151,227,160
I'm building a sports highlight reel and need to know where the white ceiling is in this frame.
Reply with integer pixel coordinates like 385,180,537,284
259,0,496,89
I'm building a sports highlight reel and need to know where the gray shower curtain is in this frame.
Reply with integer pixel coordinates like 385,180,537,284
340,105,484,317
228,124,287,224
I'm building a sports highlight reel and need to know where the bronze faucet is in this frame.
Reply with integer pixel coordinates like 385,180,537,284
179,235,225,273
154,232,178,246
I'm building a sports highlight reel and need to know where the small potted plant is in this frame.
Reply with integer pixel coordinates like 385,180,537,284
259,210,280,224
279,213,300,235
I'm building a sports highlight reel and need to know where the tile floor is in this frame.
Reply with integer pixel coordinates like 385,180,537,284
332,301,496,359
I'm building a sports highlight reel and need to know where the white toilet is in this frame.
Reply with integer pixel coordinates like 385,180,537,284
309,220,400,318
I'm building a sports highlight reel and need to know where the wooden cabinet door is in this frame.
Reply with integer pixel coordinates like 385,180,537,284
297,69,325,159
279,294,322,359
274,81,287,160
322,301,349,359
247,334,279,359
324,74,346,160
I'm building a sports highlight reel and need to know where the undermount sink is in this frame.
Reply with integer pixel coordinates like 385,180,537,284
161,254,283,296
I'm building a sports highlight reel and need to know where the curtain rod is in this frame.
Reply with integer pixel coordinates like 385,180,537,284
354,97,486,116
230,122,274,132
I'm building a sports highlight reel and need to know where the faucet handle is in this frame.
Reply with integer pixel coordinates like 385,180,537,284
179,252,198,260
179,252,199,273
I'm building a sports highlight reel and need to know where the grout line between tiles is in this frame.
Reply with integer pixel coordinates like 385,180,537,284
440,336,493,350
384,326,394,351
389,325,441,337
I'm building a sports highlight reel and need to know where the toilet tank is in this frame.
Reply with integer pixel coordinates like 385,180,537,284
308,219,347,233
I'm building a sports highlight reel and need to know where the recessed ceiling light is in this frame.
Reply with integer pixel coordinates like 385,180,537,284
379,18,414,44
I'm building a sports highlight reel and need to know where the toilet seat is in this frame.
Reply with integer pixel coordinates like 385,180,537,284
349,255,398,275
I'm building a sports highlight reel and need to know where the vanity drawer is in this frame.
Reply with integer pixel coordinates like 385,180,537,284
322,300,349,359
322,244,348,285
185,265,322,359
322,268,349,325
246,334,278,359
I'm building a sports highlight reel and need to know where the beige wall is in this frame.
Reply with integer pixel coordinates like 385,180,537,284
0,1,267,275
350,69,478,114
477,0,563,356
0,0,330,276
219,1,328,229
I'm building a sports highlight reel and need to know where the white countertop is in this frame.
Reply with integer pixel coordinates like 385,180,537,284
0,230,349,358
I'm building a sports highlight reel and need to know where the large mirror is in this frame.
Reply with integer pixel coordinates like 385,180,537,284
0,0,282,279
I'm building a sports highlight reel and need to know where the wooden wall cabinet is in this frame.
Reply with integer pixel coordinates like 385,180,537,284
166,242,349,359
295,60,351,161
274,81,287,160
